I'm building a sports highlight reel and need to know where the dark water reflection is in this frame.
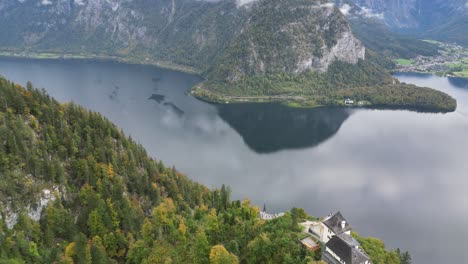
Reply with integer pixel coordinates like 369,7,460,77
448,76,468,89
0,59,467,264
217,104,350,153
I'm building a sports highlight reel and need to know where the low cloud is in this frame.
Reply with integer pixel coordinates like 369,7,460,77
339,4,351,15
41,0,52,5
236,0,258,7
320,3,335,8
195,0,258,7
74,0,85,6
358,6,384,19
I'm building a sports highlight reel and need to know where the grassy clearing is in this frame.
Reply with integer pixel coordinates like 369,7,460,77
395,58,413,65
453,70,468,78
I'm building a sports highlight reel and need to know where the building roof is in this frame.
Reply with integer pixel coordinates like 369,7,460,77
326,235,370,264
322,211,352,234
337,233,360,247
300,237,320,251
259,211,285,220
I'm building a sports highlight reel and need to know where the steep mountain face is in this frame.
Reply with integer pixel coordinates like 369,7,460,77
209,0,365,82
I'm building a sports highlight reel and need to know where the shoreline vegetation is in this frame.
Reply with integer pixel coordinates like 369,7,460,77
0,50,201,75
0,50,457,113
191,82,457,113
197,59,458,113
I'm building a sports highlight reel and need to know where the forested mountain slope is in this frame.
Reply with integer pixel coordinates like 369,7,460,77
0,76,312,263
0,0,246,71
0,0,365,76
420,14,468,46
0,77,405,263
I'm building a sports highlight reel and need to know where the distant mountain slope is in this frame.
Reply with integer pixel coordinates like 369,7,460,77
332,0,440,59
0,0,246,70
350,19,439,58
421,14,468,46
349,0,466,31
0,0,366,75
346,0,468,46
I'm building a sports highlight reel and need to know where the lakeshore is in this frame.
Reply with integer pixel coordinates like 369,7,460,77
0,50,200,75
0,49,457,113
191,81,457,113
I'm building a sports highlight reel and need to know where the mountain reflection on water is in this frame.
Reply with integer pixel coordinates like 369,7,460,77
217,103,350,153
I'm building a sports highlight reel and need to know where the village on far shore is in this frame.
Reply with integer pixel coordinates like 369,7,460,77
395,41,468,79
260,209,371,264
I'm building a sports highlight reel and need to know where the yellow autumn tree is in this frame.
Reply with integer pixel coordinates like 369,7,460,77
61,242,76,264
144,198,177,241
209,245,239,264
107,163,114,179
106,198,120,230
177,218,187,238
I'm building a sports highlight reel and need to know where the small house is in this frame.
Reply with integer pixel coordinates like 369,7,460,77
309,211,352,244
322,234,370,264
344,98,354,105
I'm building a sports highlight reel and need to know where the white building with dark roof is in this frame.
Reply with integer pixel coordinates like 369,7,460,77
323,234,370,264
301,212,371,264
309,211,352,244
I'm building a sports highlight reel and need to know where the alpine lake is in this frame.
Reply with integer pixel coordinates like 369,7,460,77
1,58,467,264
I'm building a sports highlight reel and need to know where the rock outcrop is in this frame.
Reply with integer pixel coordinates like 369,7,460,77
209,0,365,83
0,187,59,229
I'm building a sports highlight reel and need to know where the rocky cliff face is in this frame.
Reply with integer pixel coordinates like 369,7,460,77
209,0,365,82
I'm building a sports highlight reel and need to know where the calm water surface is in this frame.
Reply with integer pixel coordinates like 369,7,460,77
1,58,467,264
